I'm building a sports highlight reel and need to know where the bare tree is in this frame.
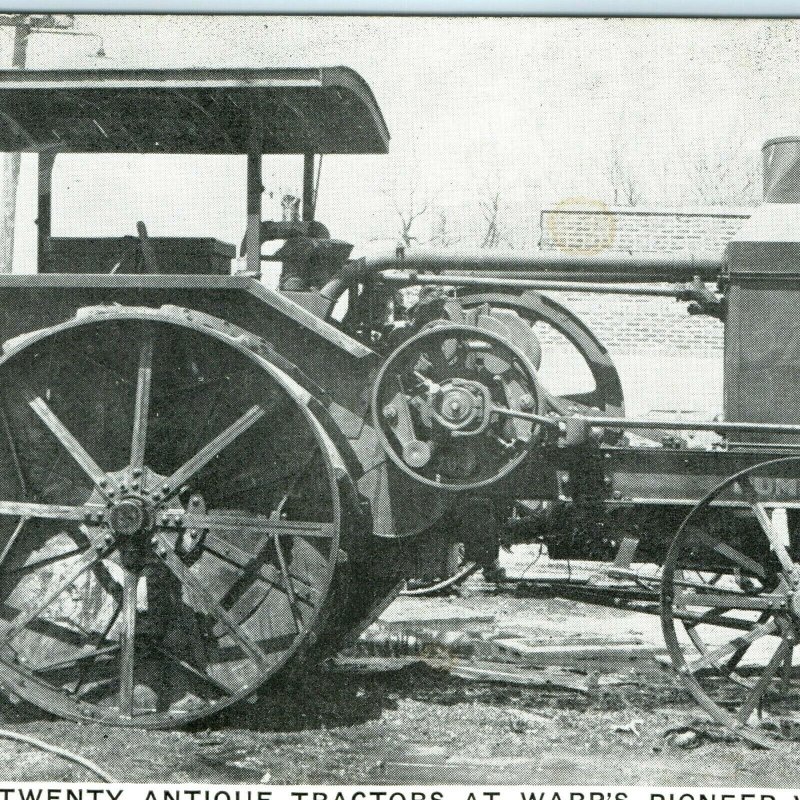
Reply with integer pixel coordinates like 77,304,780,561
480,190,513,248
386,184,430,247
683,138,759,206
430,207,460,248
606,148,643,206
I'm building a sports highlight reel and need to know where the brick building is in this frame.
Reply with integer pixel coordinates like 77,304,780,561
537,204,752,353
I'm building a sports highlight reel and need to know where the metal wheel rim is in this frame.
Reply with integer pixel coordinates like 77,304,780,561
0,307,343,728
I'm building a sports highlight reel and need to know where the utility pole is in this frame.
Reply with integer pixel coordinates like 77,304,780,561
0,14,92,273
0,16,31,273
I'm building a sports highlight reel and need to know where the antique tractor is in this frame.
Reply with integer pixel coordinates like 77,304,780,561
0,66,799,746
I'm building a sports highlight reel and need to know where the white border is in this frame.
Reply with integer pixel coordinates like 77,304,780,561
0,2,798,17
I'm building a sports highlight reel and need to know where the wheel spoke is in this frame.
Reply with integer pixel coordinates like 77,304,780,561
118,568,138,717
737,638,792,723
0,500,101,523
148,643,235,697
737,478,798,582
678,590,785,612
161,510,334,539
683,618,778,674
0,517,27,569
152,535,268,666
201,532,318,607
0,544,87,578
780,642,795,697
160,404,266,498
34,644,121,675
1,544,108,643
273,535,302,631
130,331,154,472
722,611,772,676
22,388,116,497
692,531,767,579
0,395,28,497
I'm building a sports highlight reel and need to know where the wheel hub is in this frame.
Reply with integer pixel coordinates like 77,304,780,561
109,497,151,537
439,385,479,425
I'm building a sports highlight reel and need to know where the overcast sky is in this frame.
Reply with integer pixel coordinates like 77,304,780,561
1,15,798,271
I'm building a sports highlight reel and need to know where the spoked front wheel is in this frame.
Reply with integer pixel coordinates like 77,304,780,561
0,307,345,728
662,456,800,748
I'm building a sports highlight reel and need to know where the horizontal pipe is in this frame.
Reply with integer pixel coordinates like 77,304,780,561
392,247,724,279
319,246,725,305
378,270,686,297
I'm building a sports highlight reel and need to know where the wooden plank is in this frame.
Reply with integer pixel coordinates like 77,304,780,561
490,638,667,666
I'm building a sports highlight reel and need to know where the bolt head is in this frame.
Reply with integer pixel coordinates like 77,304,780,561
382,405,398,423
518,393,535,412
132,468,142,478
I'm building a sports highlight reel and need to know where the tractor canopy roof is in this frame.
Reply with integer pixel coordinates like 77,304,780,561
0,66,390,155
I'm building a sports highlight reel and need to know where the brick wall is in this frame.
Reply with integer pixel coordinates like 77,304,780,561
537,205,752,354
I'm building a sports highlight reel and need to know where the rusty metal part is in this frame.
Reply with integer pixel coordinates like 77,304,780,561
0,305,346,728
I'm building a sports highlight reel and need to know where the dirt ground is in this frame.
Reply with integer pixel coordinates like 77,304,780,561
2,559,800,787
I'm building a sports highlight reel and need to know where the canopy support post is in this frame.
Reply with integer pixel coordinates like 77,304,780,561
245,102,264,277
302,153,315,222
36,150,55,273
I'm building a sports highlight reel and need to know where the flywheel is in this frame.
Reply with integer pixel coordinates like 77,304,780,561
0,306,345,727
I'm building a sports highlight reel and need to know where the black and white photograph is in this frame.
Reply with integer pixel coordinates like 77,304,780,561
0,10,799,788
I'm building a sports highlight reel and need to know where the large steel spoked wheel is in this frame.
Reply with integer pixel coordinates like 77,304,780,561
0,308,342,728
662,457,800,748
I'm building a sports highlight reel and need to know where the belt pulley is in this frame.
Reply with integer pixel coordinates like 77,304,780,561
371,323,544,490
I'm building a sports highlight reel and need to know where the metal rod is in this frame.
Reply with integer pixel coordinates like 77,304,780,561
302,153,314,222
578,415,800,436
36,150,55,272
425,269,698,284
245,101,264,276
495,406,800,437
378,270,686,297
